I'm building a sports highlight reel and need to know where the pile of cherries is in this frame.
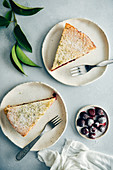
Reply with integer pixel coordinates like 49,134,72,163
77,107,107,139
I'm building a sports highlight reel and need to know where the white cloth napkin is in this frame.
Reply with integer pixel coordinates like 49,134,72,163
38,140,113,170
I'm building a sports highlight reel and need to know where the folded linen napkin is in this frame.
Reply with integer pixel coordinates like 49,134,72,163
38,140,113,170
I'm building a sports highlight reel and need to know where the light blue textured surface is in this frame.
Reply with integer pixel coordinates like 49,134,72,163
0,0,113,169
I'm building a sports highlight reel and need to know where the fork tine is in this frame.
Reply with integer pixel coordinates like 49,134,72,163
71,72,82,77
51,116,60,123
55,120,62,126
52,117,62,124
49,115,58,123
54,119,62,126
70,66,79,71
71,69,80,74
49,115,62,127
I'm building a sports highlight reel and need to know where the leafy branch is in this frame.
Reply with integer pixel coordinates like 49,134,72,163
0,0,43,75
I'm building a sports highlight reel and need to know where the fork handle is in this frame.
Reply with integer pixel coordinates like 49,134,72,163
16,133,42,161
97,59,113,67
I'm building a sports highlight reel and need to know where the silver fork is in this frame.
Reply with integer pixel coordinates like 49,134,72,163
16,115,62,161
70,59,113,76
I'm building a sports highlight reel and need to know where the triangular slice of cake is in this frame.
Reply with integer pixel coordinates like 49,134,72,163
51,23,96,71
4,96,56,137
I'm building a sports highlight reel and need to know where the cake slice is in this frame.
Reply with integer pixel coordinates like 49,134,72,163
4,96,56,137
51,23,96,71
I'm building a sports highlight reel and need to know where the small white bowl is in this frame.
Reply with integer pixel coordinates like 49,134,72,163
75,105,109,140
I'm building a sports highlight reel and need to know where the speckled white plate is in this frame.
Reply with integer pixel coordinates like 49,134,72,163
42,18,109,86
0,82,67,151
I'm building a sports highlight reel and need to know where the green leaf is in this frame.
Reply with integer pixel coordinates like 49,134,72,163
3,0,10,8
14,24,32,52
11,45,26,75
16,45,41,67
5,10,12,21
0,16,10,26
5,10,12,27
9,0,43,16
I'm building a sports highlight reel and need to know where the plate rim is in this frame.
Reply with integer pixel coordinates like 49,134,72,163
42,17,109,86
0,81,68,151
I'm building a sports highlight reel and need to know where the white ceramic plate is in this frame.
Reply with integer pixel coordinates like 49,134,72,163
0,82,67,151
42,18,109,86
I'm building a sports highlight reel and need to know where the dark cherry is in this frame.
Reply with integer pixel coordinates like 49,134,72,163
89,133,96,139
86,118,94,127
88,108,95,117
80,111,89,120
89,126,96,133
98,115,106,124
53,92,57,98
95,108,104,116
81,127,89,135
98,125,106,132
77,118,85,127
94,121,100,128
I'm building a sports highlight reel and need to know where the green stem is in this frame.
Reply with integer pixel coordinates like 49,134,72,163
13,11,17,26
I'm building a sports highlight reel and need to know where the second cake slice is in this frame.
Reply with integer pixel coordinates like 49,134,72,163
4,96,56,137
